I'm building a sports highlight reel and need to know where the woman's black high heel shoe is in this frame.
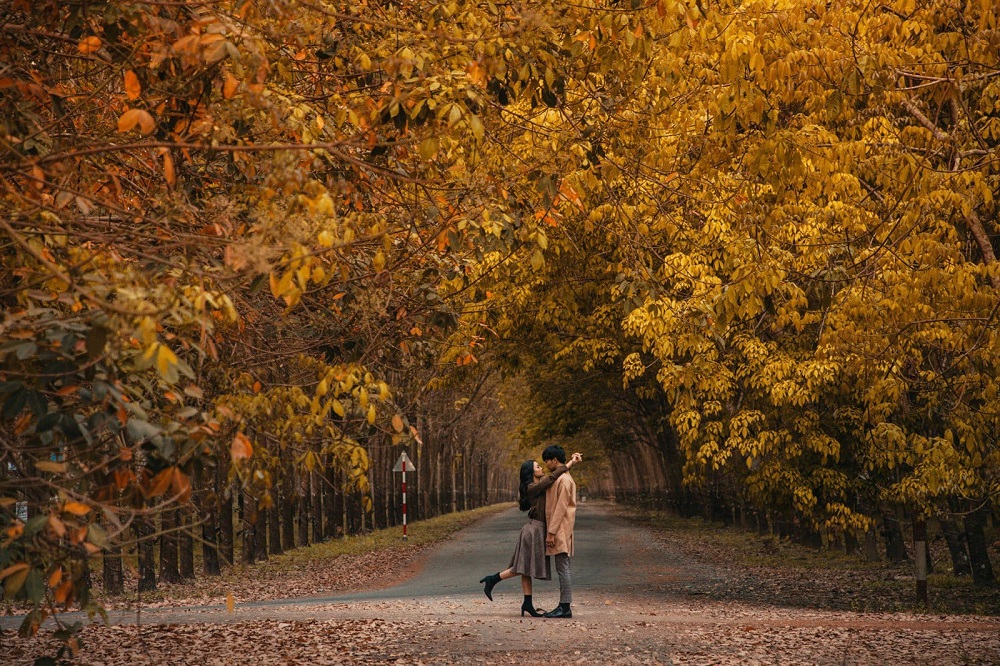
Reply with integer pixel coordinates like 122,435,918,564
479,573,501,601
520,595,543,617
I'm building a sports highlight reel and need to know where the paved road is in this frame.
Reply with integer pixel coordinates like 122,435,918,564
303,499,647,604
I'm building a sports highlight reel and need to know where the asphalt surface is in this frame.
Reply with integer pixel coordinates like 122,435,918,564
309,499,636,603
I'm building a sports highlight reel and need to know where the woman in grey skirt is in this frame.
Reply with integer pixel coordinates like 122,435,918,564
479,451,582,616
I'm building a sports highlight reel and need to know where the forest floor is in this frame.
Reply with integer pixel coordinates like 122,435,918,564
3,501,998,665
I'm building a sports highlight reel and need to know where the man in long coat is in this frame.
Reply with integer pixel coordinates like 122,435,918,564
543,444,577,618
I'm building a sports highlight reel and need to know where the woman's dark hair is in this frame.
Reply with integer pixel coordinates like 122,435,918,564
517,460,536,511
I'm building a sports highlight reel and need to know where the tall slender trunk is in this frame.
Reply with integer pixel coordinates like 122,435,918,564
136,518,156,592
881,508,910,563
255,508,269,561
268,502,281,555
179,511,194,579
964,502,996,587
102,538,123,596
159,509,181,583
242,491,257,565
297,474,310,547
941,515,971,575
219,480,234,567
281,486,295,551
202,465,220,575
311,470,323,542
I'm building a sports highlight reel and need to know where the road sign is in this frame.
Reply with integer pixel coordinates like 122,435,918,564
393,451,415,472
393,451,415,539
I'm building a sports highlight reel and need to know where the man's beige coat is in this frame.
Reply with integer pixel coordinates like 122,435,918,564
544,472,577,556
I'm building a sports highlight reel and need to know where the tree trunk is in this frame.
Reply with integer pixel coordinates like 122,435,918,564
450,453,457,514
136,518,156,592
159,509,182,583
219,481,234,568
242,491,257,565
102,539,123,596
881,509,910,563
964,503,996,587
202,466,220,575
202,510,220,575
311,470,323,542
255,508,269,561
179,511,194,579
268,502,281,555
282,487,295,552
297,474,310,547
941,515,971,576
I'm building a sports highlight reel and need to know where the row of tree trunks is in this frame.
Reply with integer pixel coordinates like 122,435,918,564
607,435,995,587
101,432,517,594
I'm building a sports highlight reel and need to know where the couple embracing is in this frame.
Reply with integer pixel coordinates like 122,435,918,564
479,445,582,618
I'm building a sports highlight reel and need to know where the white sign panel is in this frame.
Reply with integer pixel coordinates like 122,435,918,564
393,451,416,472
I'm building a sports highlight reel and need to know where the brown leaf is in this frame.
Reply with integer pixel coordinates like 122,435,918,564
124,70,141,100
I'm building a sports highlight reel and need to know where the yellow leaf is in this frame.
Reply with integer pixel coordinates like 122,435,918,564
332,399,345,418
231,431,253,462
367,404,376,425
124,70,141,100
3,566,29,597
78,36,102,54
154,343,179,379
0,562,28,581
62,501,91,516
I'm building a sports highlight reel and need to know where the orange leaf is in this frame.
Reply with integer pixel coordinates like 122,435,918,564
171,468,191,503
77,36,102,54
47,567,63,589
48,514,66,538
124,70,141,100
163,151,176,187
54,579,73,604
118,108,156,135
145,467,173,498
62,501,91,516
223,72,239,100
231,431,253,462
391,414,404,432
14,412,31,435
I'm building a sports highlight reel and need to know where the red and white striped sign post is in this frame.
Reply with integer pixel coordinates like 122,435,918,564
393,452,416,540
